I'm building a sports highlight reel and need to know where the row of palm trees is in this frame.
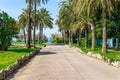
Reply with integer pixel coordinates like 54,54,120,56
56,0,119,53
19,0,53,48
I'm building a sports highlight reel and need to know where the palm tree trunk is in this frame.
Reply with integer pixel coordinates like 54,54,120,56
31,28,32,44
62,30,65,43
33,0,36,48
102,4,107,53
92,24,96,50
64,31,68,43
23,28,26,43
62,30,65,44
38,25,41,44
77,30,79,45
40,26,42,44
26,0,31,48
41,27,43,43
77,29,81,46
85,27,88,49
115,38,119,49
70,32,73,45
69,29,71,45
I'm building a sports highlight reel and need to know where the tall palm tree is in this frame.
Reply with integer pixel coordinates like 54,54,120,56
56,17,68,44
74,0,96,49
72,21,83,46
18,12,27,43
26,0,32,48
58,0,76,45
76,0,113,53
37,8,53,43
19,8,33,43
33,0,48,48
113,0,120,49
33,0,37,48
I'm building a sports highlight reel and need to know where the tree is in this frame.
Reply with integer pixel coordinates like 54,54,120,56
76,0,113,53
26,0,32,48
57,0,76,45
37,8,53,43
0,11,18,51
112,0,120,49
32,0,48,48
18,11,27,43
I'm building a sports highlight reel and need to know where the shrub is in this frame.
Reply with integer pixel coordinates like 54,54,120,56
0,11,18,51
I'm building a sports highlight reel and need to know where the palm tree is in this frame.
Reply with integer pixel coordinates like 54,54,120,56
76,0,113,53
26,0,32,48
56,14,67,43
37,8,53,43
33,0,37,48
74,0,96,49
32,0,48,48
58,0,76,45
72,21,84,46
19,8,33,44
113,0,120,49
18,12,27,43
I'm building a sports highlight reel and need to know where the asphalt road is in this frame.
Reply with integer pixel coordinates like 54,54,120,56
7,44,120,80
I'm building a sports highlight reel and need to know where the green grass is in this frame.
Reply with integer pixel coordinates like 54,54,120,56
72,44,120,61
36,43,45,47
11,42,45,48
0,42,45,70
12,42,25,44
0,47,35,70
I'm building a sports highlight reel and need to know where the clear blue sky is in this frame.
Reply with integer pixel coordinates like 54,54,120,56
0,0,62,38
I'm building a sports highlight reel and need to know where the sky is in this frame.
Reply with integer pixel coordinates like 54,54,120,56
0,0,62,38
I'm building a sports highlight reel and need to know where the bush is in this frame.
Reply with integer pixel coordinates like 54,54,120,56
0,11,18,51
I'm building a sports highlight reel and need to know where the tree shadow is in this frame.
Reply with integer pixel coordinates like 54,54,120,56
38,51,56,55
46,43,64,46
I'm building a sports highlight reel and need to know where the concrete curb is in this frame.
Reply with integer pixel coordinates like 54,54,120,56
70,46,120,68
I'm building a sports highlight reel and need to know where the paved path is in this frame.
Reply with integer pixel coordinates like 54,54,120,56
7,44,120,80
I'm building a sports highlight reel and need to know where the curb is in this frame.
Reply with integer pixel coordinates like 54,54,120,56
69,46,120,68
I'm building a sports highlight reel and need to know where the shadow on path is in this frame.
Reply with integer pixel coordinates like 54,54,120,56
38,52,56,55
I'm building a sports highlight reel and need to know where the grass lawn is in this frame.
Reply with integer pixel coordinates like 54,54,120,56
72,44,120,61
36,43,45,47
11,42,45,48
0,42,45,70
0,47,35,70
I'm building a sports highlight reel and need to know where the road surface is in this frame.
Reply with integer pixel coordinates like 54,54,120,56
7,44,120,80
